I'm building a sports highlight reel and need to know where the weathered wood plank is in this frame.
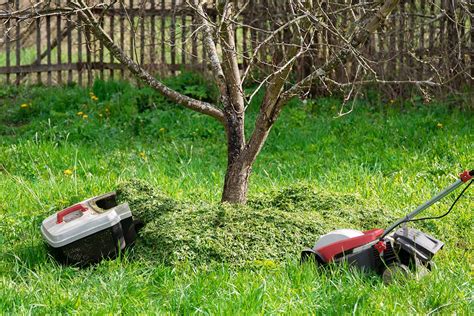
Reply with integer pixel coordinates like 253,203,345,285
36,10,41,84
170,0,176,74
4,3,11,84
99,9,105,79
181,4,186,65
191,0,198,65
0,62,230,74
78,16,83,85
139,0,146,66
130,0,135,63
419,0,425,79
56,0,62,84
0,7,218,19
150,0,157,68
67,15,73,83
85,25,92,85
110,0,115,78
398,0,405,79
120,0,125,79
161,0,166,68
15,0,21,84
46,6,52,85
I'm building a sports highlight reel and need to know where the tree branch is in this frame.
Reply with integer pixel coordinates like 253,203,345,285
194,1,229,104
242,0,400,166
195,0,246,163
280,0,401,104
70,0,225,123
219,1,245,115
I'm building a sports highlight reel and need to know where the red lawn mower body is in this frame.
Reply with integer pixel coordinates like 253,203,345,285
315,228,384,262
301,170,473,279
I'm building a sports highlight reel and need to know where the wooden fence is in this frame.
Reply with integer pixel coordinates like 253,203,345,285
0,0,472,93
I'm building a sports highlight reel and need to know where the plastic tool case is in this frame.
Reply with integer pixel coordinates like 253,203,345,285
41,192,139,265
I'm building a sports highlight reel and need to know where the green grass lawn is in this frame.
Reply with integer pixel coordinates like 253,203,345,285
0,79,472,314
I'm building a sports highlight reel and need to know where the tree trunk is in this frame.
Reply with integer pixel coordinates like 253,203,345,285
221,158,252,204
221,104,249,203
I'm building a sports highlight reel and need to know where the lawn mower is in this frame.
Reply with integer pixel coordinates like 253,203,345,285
301,169,473,283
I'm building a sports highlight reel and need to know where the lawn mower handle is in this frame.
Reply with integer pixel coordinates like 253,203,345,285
381,170,473,239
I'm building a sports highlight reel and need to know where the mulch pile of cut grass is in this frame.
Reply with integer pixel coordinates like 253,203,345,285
117,180,395,267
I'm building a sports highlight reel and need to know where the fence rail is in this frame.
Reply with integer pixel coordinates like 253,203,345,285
0,0,472,94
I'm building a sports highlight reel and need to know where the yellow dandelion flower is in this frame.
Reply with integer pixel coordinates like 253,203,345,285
99,113,103,117
436,122,443,129
91,95,98,101
139,151,147,161
77,111,84,116
82,114,88,119
20,103,29,109
159,127,166,133
63,169,73,176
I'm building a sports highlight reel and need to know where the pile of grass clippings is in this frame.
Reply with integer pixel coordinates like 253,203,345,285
115,179,179,222
117,180,396,267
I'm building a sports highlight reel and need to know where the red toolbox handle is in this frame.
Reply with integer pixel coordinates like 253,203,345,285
57,204,88,223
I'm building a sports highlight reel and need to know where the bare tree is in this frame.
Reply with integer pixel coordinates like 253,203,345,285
4,0,447,203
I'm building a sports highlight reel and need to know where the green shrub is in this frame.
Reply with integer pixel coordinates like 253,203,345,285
163,71,218,103
92,79,131,100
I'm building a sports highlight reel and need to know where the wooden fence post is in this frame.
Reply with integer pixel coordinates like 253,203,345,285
151,0,157,70
46,5,52,85
110,1,115,79
15,0,21,84
36,5,42,84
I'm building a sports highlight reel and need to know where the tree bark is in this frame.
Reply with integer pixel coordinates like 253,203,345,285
221,104,247,204
221,155,252,204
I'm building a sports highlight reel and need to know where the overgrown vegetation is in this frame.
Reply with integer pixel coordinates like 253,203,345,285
0,77,472,313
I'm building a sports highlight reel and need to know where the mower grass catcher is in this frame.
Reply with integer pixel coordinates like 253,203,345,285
301,170,473,283
41,192,142,266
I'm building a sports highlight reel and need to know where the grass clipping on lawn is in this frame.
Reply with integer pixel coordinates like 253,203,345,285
117,180,395,267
